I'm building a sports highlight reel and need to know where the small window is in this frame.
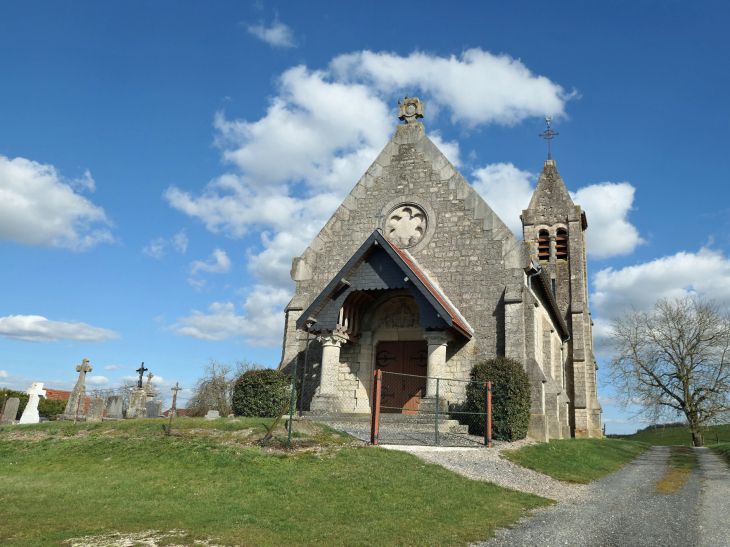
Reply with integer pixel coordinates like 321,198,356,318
538,230,550,260
556,229,568,260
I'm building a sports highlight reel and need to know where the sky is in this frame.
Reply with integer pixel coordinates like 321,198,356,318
1,1,729,434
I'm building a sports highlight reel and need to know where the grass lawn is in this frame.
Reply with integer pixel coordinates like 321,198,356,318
500,438,649,483
615,424,730,447
0,418,551,547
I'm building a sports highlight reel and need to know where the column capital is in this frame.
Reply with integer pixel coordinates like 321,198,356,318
423,331,451,346
320,332,347,348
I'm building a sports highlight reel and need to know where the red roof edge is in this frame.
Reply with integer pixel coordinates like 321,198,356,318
383,236,473,338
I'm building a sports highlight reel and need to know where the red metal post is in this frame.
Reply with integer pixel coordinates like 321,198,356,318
487,381,492,448
370,369,382,445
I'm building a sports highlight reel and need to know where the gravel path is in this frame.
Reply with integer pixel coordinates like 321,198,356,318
381,441,588,503
697,448,730,546
385,443,730,546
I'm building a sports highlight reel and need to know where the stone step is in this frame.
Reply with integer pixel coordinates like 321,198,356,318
300,412,457,425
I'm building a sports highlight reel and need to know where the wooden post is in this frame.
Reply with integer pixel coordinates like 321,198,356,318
370,370,382,445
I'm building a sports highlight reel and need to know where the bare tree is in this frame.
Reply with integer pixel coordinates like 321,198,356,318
186,359,262,417
607,297,730,446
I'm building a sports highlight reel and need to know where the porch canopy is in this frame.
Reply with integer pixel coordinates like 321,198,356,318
296,229,473,341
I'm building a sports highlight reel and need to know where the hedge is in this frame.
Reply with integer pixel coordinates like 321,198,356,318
231,369,293,418
465,357,531,441
0,388,68,421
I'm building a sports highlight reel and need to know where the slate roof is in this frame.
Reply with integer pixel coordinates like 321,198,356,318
296,230,473,338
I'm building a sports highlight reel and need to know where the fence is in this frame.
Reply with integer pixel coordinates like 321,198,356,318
277,355,492,448
370,370,492,447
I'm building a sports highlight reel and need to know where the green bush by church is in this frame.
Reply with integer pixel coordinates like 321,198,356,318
231,369,293,418
466,358,532,441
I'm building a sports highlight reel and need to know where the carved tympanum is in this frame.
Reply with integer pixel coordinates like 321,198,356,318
375,303,420,329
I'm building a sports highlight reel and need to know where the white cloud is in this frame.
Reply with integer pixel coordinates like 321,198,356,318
190,248,231,275
104,365,118,371
172,230,188,254
0,370,9,378
143,237,166,259
0,155,113,250
169,285,290,347
187,278,207,291
86,375,109,386
331,49,573,127
143,230,189,258
471,162,536,235
247,17,296,48
591,246,730,353
0,315,121,343
571,183,644,258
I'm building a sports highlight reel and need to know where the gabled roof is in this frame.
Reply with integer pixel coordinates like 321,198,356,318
296,230,473,338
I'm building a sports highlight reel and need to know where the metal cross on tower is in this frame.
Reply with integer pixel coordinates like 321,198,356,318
539,117,559,160
136,362,148,388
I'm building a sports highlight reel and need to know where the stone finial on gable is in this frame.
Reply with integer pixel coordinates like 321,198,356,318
398,96,424,124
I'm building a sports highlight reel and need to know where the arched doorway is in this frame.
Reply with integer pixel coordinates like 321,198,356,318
363,293,428,414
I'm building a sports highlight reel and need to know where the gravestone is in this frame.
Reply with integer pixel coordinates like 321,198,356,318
126,388,147,419
59,359,93,420
104,395,123,421
143,372,156,397
86,398,105,422
0,397,20,425
205,410,220,419
19,383,47,424
145,401,160,418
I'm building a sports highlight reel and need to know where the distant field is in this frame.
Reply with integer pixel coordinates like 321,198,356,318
615,424,730,447
0,418,550,547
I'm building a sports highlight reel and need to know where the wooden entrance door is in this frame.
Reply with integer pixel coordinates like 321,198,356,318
375,341,427,414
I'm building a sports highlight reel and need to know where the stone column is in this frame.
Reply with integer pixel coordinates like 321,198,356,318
310,333,346,412
423,332,451,397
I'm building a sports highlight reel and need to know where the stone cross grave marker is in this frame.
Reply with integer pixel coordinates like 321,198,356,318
144,372,156,397
0,397,20,425
105,395,123,420
86,398,105,422
19,383,47,424
61,359,92,420
136,362,148,388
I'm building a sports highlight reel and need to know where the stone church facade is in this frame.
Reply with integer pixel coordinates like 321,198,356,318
279,98,602,439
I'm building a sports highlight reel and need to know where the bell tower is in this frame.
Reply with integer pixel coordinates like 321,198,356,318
521,154,602,438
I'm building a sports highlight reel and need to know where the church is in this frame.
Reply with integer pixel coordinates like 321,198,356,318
278,97,602,440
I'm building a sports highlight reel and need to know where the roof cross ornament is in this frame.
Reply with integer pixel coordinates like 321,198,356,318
136,362,148,388
539,117,559,160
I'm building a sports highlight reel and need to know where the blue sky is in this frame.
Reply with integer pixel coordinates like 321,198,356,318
1,2,729,433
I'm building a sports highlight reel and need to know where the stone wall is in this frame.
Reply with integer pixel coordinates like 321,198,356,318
281,122,530,405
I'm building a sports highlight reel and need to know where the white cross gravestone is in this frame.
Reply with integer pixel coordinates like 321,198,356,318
19,383,47,424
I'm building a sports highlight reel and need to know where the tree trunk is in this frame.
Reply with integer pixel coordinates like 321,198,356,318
691,428,704,447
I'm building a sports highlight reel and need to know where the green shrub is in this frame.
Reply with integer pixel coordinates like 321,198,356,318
465,357,532,441
1,388,68,420
39,398,67,420
232,369,293,418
